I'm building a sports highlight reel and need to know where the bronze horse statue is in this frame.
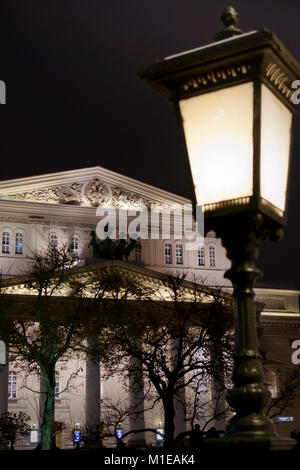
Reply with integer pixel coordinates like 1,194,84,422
89,228,141,261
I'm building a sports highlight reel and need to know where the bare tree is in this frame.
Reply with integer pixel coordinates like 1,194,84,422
0,245,87,450
264,367,300,419
82,269,234,447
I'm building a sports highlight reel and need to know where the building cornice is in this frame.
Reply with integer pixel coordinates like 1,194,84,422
259,316,300,329
0,199,100,225
255,287,300,296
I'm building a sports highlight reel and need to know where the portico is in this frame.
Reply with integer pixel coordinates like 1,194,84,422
0,166,298,447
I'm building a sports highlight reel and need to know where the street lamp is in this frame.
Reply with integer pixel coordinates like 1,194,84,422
140,8,300,445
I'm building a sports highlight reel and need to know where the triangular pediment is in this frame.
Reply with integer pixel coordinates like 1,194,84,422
2,260,206,301
0,166,189,210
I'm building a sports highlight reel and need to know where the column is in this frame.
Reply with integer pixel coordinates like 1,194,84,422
0,340,8,449
128,350,145,447
211,375,226,431
0,340,8,415
170,337,186,438
210,336,227,432
85,340,101,441
196,372,210,431
174,379,186,438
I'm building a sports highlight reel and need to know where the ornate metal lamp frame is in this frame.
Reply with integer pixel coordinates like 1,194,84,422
140,16,300,443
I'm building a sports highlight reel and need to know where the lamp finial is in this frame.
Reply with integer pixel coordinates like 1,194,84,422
215,6,243,41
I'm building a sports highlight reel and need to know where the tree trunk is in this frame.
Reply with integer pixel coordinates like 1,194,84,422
163,396,176,447
40,369,55,450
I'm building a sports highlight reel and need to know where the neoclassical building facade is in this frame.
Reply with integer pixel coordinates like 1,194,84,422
0,166,299,448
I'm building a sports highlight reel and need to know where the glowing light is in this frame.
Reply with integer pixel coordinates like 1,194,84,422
179,82,254,206
260,84,292,212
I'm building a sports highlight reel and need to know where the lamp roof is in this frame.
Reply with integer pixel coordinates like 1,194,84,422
140,29,300,104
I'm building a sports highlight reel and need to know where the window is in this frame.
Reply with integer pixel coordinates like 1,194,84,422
175,244,183,265
2,232,10,254
55,372,59,397
134,244,142,262
15,233,23,255
164,244,172,264
71,235,79,256
198,246,205,266
8,371,17,399
209,245,216,267
50,233,58,251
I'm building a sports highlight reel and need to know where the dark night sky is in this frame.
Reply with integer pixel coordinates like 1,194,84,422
0,1,300,288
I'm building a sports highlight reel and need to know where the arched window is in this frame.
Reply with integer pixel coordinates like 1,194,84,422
198,246,205,266
209,245,216,267
134,244,142,262
15,233,23,255
49,233,58,251
175,244,183,265
55,372,60,397
8,371,17,399
2,232,10,254
71,235,79,256
164,243,172,264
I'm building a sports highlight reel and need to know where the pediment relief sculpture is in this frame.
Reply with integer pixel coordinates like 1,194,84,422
2,177,157,209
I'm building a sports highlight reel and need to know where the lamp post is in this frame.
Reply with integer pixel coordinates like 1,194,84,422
140,8,300,445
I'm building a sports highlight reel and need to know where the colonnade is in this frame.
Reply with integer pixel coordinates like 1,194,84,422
0,338,227,444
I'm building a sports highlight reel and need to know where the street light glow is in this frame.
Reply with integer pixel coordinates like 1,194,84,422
179,82,254,207
260,84,292,212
